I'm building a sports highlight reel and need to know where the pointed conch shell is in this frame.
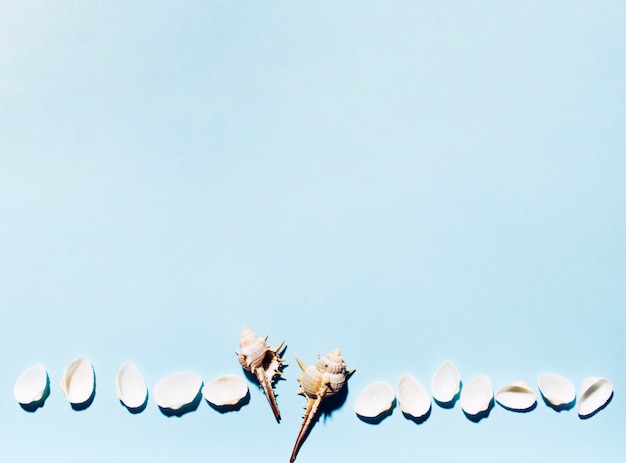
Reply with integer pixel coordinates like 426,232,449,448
396,373,431,420
354,381,395,420
290,348,354,463
495,380,536,412
14,364,50,410
202,374,249,408
460,374,493,419
237,326,285,422
538,373,576,409
578,376,613,419
116,362,148,412
431,360,461,406
60,356,95,409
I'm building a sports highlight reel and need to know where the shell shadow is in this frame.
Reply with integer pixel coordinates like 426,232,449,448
20,374,51,413
402,404,432,425
540,392,576,412
434,382,462,409
158,389,202,417
121,390,149,414
320,370,355,420
496,400,537,414
579,391,614,420
206,389,251,413
71,372,96,411
463,397,495,423
356,398,396,425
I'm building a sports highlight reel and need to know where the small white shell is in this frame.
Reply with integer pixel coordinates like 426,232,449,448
153,372,202,411
578,377,613,418
431,360,461,405
396,373,431,419
14,364,49,406
115,362,148,410
60,356,95,406
495,381,536,412
460,374,493,417
538,373,576,408
354,381,395,419
202,374,249,407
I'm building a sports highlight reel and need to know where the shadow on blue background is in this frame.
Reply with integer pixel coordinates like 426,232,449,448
120,390,149,414
158,389,202,417
540,392,576,412
70,373,96,412
356,398,396,425
20,373,51,413
579,392,614,420
206,389,251,413
463,397,495,423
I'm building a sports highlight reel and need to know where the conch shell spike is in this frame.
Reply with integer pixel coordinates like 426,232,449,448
237,326,286,422
290,349,352,463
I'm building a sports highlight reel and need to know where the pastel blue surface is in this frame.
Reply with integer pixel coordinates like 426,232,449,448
1,2,625,462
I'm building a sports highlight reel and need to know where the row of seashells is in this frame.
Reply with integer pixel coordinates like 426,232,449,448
12,327,353,463
13,357,252,414
353,360,613,423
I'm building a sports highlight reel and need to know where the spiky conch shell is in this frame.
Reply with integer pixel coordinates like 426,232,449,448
237,326,285,422
290,348,354,463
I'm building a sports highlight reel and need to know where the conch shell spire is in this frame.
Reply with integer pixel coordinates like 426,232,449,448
290,349,353,463
237,326,286,422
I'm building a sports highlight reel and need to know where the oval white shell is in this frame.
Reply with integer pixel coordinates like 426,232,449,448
116,362,148,410
495,381,536,411
396,373,431,419
431,360,461,405
578,377,613,418
460,374,493,417
14,364,48,405
153,372,202,411
538,373,576,408
60,356,95,405
202,374,249,407
354,381,395,419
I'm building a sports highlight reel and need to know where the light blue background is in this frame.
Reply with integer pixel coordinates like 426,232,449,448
1,2,624,462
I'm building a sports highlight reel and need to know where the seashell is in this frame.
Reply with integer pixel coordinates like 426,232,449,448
237,326,286,422
115,362,148,412
578,377,613,419
290,349,354,463
354,381,395,421
202,374,249,409
460,374,493,420
14,364,50,411
60,356,96,410
495,380,536,412
431,360,461,407
153,372,203,416
538,373,576,410
396,373,431,420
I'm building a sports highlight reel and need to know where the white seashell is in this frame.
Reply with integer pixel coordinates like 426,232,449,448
495,381,536,412
396,373,431,420
460,374,493,418
202,374,249,408
354,381,395,419
431,360,461,406
14,364,49,407
578,377,613,418
115,362,148,411
153,372,202,412
538,373,576,409
60,356,95,407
